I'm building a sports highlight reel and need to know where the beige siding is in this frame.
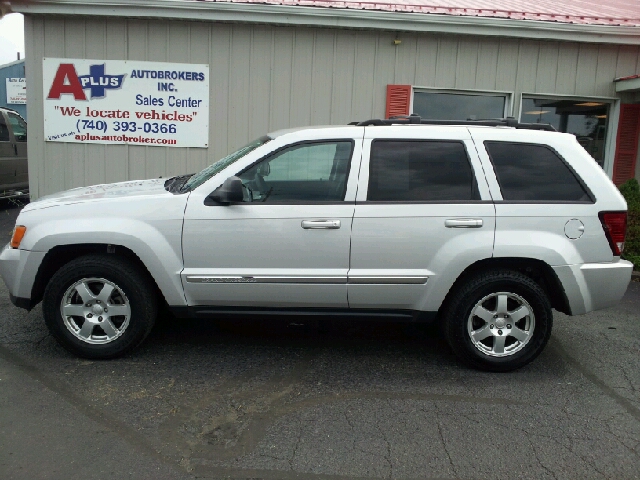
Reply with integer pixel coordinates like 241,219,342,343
25,16,640,197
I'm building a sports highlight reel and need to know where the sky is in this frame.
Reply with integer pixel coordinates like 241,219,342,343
0,13,25,65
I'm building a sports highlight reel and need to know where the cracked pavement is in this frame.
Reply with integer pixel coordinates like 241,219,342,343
0,202,639,479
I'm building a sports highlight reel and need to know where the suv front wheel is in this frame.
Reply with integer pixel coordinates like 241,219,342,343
42,254,158,359
443,270,553,372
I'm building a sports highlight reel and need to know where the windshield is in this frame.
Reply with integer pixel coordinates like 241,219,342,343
182,135,272,192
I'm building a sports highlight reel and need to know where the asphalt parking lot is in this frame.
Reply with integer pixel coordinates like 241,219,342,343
0,201,639,480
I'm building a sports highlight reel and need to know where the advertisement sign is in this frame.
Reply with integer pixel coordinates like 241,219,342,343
6,78,26,104
42,58,209,148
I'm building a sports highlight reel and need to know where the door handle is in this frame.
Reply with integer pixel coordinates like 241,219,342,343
301,220,341,229
445,218,483,228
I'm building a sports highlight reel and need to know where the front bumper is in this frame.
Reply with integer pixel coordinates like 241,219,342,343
0,244,46,311
553,260,634,315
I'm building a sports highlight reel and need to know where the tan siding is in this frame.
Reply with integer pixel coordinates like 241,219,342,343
310,31,335,125
455,39,479,90
475,39,500,91
494,40,519,95
352,33,376,121
575,44,599,96
186,22,211,175
555,43,579,95
535,43,559,94
26,16,640,197
414,36,438,88
331,32,356,124
435,38,457,88
616,46,639,79
515,42,539,98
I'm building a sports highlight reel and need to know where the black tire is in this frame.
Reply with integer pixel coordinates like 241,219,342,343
42,254,158,359
443,270,552,372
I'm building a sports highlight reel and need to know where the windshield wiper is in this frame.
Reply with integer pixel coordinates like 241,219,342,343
164,174,194,194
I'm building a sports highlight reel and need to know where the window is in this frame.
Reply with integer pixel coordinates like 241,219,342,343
0,115,9,142
238,141,353,203
413,91,508,121
484,142,592,202
184,135,271,191
367,140,479,201
520,97,610,167
6,113,27,142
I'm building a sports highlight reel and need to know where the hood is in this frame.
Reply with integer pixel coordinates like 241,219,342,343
24,178,170,211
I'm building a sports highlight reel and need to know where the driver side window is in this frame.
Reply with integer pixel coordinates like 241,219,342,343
238,140,353,203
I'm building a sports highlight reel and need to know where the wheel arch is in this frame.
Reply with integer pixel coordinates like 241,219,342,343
439,257,572,318
30,244,167,309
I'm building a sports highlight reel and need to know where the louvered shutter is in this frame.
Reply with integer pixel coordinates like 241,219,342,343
385,85,412,118
612,104,640,185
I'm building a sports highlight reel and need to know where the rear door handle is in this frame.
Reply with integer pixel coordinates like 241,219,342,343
445,218,483,228
301,220,341,229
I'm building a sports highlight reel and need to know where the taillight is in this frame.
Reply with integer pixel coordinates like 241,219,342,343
599,211,627,256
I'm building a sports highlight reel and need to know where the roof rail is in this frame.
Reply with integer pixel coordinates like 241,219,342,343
354,114,556,131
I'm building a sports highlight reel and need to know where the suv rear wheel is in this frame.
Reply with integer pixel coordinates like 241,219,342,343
42,255,157,359
443,270,552,372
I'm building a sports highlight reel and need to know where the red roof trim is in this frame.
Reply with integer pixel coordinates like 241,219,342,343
198,0,640,26
614,74,640,82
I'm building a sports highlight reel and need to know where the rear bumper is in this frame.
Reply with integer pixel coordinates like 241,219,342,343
553,260,633,315
0,244,45,311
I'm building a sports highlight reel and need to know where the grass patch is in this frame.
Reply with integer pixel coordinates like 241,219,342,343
619,178,640,271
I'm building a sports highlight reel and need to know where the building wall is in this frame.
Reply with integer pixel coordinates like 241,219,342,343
0,59,27,120
25,15,640,198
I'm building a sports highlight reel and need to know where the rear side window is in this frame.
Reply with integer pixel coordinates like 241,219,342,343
367,140,479,201
484,141,592,202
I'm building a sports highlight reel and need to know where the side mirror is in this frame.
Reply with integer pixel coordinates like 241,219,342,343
205,176,244,206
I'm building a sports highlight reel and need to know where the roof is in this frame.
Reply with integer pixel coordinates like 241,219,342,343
7,0,640,45
203,0,640,26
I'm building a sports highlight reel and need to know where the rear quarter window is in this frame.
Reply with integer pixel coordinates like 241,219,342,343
484,141,593,202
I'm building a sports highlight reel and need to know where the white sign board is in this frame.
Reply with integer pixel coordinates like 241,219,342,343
6,78,26,104
42,58,209,148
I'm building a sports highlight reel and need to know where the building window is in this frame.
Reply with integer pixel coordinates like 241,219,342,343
520,97,610,167
412,90,509,121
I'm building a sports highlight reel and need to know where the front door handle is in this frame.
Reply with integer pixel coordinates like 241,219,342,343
301,220,341,229
445,218,483,228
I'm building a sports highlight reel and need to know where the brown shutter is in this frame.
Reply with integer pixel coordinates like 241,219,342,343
385,85,412,118
613,104,640,185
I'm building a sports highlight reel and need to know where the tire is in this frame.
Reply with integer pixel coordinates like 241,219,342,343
442,270,552,372
42,254,158,359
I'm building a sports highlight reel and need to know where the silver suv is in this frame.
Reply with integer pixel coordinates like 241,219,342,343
0,116,632,371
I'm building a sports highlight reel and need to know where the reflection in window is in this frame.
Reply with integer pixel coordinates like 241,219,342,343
238,141,353,203
521,97,609,166
412,91,507,121
6,113,27,142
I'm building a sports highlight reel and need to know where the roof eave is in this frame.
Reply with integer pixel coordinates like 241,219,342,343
8,0,640,45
